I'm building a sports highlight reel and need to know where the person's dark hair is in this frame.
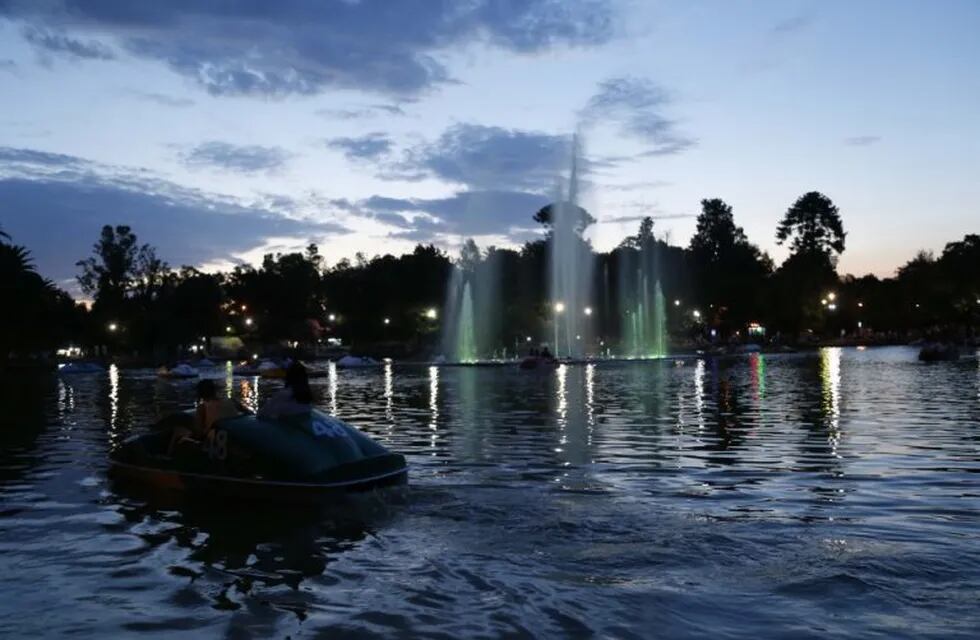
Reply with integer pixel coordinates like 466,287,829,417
284,362,313,404
196,379,218,400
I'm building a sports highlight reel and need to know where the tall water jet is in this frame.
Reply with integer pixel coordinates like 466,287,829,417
546,135,594,358
456,281,477,362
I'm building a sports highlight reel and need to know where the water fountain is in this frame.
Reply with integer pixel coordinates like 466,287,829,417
440,243,500,363
617,233,667,358
548,136,594,358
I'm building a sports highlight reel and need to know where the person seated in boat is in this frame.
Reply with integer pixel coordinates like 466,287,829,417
195,379,247,433
540,346,554,360
259,361,313,420
168,379,245,454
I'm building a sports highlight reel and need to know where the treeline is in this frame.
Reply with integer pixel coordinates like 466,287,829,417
2,190,978,359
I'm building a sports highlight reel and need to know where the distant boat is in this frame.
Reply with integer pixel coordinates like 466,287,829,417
918,343,960,362
58,362,105,374
157,363,199,379
336,355,381,368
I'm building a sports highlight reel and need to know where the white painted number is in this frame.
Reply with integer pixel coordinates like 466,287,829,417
312,417,348,438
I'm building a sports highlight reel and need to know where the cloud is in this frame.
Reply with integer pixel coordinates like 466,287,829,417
581,76,695,156
350,189,550,240
180,141,290,174
22,26,115,61
325,133,393,161
771,14,813,35
844,135,881,147
0,59,16,72
2,1,616,97
389,123,573,191
0,147,345,285
316,104,406,120
128,90,195,108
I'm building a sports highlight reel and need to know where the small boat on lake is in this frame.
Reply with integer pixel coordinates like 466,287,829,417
518,355,559,370
336,355,381,368
157,363,199,379
109,410,407,501
58,361,105,374
918,342,960,362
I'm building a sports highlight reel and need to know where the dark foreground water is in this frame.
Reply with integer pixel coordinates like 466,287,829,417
1,347,979,638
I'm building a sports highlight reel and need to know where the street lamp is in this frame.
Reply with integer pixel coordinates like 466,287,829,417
383,317,390,325
583,306,592,316
225,325,232,333
425,308,438,320
107,322,118,332
674,299,681,307
554,302,565,313
328,313,336,322
245,317,254,326
828,292,837,302
526,336,532,342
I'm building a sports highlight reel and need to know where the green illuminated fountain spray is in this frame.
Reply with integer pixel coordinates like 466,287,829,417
618,221,667,357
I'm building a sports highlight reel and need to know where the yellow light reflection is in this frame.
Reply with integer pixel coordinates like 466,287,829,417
224,360,234,398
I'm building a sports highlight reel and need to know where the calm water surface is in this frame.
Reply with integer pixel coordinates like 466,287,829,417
1,347,979,638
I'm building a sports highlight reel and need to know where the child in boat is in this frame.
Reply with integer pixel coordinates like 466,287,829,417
259,361,313,420
195,379,246,433
168,379,245,454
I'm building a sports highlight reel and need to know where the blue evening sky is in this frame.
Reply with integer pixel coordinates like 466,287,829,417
0,1,977,292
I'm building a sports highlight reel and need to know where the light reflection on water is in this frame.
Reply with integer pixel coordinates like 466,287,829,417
1,346,979,638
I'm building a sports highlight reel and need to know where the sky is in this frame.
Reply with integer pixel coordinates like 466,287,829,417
0,0,978,294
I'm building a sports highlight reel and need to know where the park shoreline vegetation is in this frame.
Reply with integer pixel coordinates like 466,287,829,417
1,191,977,366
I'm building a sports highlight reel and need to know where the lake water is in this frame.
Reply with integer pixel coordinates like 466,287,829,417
1,347,979,638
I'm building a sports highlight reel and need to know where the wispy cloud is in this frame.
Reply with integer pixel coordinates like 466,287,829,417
771,14,813,35
325,132,394,161
22,27,115,61
128,90,195,108
581,76,695,156
317,104,406,120
844,135,881,147
180,141,290,174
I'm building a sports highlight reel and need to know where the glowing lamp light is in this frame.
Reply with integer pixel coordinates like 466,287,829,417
821,298,828,306
554,302,565,313
241,304,247,311
107,322,118,332
251,353,258,360
425,308,438,320
225,325,232,333
526,336,532,342
245,317,254,326
858,302,864,308
828,303,837,311
383,317,390,325
583,307,592,316
674,299,681,307
328,313,336,322
692,309,701,319
828,292,837,301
